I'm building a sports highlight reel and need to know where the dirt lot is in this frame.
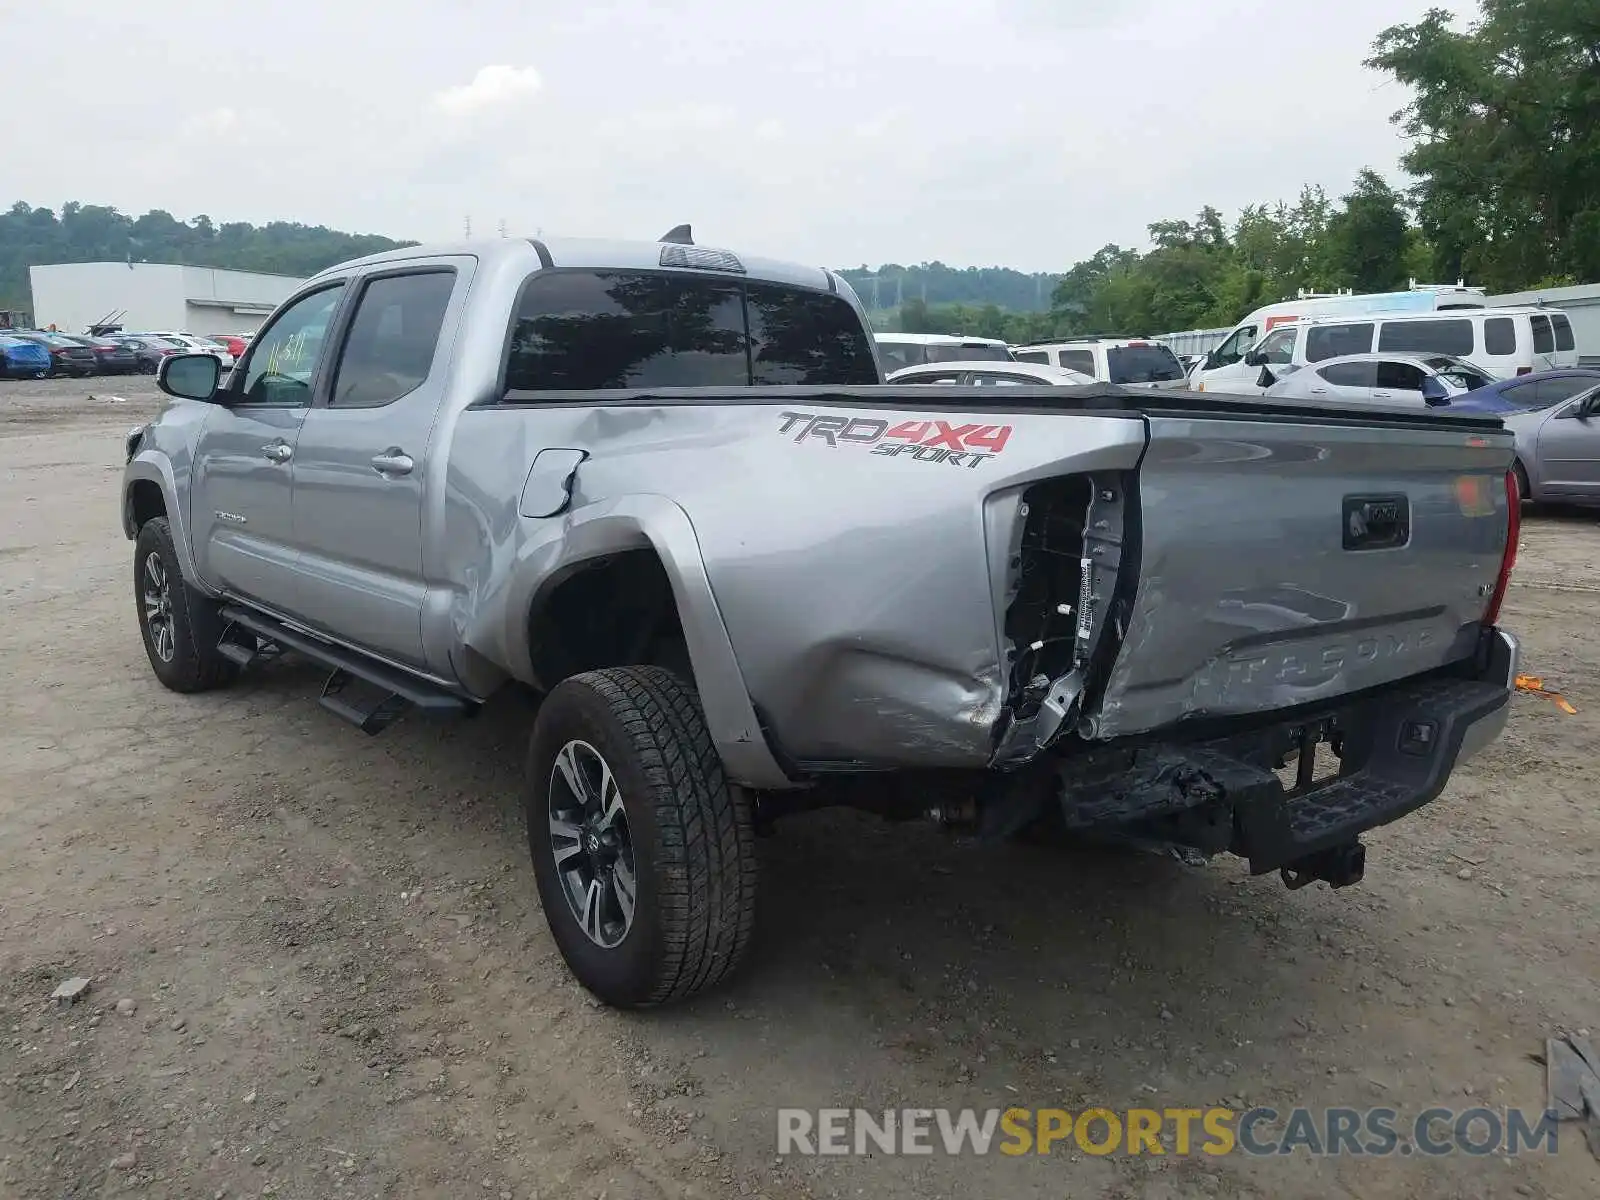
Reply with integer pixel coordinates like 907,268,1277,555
0,376,1596,1199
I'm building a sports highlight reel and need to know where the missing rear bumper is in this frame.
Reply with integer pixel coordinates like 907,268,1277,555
1046,629,1518,880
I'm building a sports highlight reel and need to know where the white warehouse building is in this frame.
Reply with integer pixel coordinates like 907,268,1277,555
28,261,303,337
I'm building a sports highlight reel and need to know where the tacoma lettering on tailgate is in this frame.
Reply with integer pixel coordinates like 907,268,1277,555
776,411,1012,469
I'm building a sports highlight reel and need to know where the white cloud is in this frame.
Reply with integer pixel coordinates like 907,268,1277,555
432,65,542,116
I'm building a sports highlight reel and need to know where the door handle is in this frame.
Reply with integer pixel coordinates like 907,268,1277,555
261,441,293,463
370,450,414,476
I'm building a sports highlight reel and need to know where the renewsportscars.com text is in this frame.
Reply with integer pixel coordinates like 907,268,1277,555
776,1106,1560,1158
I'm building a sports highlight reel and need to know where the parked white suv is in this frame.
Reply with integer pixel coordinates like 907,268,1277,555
873,333,1013,373
1011,338,1188,390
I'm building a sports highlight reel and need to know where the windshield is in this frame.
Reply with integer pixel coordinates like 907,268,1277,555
1107,344,1184,384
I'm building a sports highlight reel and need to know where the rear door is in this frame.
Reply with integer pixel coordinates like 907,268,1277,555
1530,315,1558,373
1106,343,1187,390
1086,409,1514,739
287,262,465,668
1371,359,1428,405
1309,361,1377,401
1549,313,1580,369
187,282,348,612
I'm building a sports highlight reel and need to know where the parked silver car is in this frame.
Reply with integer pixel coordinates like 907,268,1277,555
1502,382,1600,505
1261,353,1495,406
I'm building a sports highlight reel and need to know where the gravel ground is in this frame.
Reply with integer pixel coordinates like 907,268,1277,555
1,376,1596,1199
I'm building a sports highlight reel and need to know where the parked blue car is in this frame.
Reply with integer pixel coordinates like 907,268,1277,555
0,334,52,378
1445,367,1600,413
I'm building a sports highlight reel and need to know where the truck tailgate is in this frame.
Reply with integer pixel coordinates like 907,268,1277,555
1084,412,1514,740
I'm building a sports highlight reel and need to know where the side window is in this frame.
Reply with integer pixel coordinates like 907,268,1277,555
745,282,878,385
1534,377,1595,406
1012,350,1049,365
1483,317,1516,356
1376,318,1474,355
330,271,455,408
1058,349,1095,376
1552,314,1576,352
505,271,746,390
876,341,925,372
236,285,346,406
1496,380,1536,407
905,372,961,385
1255,327,1297,364
1319,362,1375,388
1305,323,1375,362
1209,325,1256,366
969,373,1030,386
1531,315,1554,353
1375,361,1426,391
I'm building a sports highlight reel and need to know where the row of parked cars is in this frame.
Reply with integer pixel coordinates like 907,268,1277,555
0,329,251,379
871,328,1599,507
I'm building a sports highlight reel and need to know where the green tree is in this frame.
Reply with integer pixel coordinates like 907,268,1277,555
1319,168,1410,292
1368,0,1600,289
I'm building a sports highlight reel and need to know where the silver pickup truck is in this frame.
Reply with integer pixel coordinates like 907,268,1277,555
122,231,1522,1008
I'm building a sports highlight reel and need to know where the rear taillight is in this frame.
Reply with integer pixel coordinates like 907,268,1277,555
1483,467,1520,626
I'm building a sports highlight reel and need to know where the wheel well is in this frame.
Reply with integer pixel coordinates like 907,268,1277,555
527,549,690,690
128,480,166,530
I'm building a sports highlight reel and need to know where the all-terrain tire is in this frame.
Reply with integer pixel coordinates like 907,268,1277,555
132,517,238,693
526,666,758,1008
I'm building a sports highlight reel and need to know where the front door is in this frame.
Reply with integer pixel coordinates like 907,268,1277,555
1536,391,1600,500
187,283,348,614
288,264,462,669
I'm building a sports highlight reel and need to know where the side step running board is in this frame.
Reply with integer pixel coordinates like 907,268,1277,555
218,604,473,735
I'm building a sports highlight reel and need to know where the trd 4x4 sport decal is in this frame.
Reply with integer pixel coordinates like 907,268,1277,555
776,411,1012,469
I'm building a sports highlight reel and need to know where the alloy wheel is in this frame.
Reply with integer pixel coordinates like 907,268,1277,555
141,552,176,663
547,739,637,948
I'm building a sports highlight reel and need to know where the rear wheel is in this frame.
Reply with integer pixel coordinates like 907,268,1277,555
1513,460,1530,502
132,517,237,693
526,666,758,1007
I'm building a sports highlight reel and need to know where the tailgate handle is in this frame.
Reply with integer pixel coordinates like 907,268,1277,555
1343,494,1410,551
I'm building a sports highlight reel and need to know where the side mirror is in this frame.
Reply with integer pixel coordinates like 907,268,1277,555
1420,376,1450,405
1257,366,1276,389
158,352,221,402
1243,349,1266,367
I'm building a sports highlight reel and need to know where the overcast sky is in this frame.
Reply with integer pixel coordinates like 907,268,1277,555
9,0,1477,272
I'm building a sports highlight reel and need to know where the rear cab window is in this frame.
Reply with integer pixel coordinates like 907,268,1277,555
505,270,877,391
1107,343,1184,384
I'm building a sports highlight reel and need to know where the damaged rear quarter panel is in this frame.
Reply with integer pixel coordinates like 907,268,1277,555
686,398,1145,768
436,390,1143,772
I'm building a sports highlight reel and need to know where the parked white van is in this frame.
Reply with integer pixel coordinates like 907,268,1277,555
1190,283,1487,390
1198,307,1579,395
873,333,1013,374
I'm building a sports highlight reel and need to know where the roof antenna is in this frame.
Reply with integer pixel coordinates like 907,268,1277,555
660,224,693,245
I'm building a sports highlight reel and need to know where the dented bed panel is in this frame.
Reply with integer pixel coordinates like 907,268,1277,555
1084,415,1515,740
